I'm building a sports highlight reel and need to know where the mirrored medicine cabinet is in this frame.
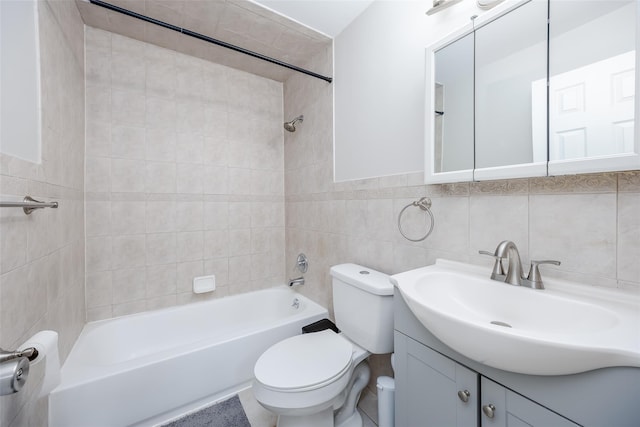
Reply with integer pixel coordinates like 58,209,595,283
425,0,640,184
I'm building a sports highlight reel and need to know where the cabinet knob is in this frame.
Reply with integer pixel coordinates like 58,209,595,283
457,389,471,403
482,404,496,419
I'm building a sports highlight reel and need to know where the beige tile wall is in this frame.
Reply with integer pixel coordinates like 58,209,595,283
286,170,640,304
0,1,85,426
283,42,640,393
84,27,286,320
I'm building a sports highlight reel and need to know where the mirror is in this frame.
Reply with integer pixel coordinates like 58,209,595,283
433,32,475,175
425,0,639,184
548,0,639,174
474,0,548,179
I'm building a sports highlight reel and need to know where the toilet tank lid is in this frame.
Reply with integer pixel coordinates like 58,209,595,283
330,264,393,296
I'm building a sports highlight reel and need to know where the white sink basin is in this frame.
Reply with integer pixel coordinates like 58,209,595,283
391,259,640,375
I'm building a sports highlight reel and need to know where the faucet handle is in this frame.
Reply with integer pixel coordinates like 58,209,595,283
294,253,308,273
479,250,506,280
526,260,561,288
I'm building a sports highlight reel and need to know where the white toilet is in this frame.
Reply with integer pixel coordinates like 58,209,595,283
253,264,394,427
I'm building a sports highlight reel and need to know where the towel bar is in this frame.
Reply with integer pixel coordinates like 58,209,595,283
0,196,59,215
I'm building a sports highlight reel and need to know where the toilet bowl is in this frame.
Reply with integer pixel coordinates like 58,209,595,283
253,264,394,427
253,330,370,427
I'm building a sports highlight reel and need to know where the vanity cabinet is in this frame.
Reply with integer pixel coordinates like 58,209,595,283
479,377,577,427
395,332,578,427
394,293,640,427
394,332,478,426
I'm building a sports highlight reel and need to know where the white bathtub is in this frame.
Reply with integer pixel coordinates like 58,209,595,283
49,287,327,427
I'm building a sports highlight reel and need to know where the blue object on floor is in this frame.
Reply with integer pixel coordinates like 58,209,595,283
162,395,251,427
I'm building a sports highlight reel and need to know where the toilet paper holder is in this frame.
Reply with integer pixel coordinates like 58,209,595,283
0,347,39,364
0,346,38,395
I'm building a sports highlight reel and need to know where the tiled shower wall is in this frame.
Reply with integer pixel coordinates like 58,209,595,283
0,1,86,426
283,42,640,390
84,27,285,320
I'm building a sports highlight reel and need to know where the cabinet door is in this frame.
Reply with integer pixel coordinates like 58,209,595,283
480,377,579,427
548,0,639,175
474,0,549,180
395,332,478,427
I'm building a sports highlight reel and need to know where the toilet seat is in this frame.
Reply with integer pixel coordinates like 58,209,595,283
254,330,353,392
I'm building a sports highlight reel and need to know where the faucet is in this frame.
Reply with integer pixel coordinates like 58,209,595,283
288,276,305,287
288,254,308,287
494,240,524,286
480,241,561,289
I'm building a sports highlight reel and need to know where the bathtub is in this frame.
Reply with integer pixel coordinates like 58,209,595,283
49,286,327,427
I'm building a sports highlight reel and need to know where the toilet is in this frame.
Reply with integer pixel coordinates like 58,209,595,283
253,264,394,427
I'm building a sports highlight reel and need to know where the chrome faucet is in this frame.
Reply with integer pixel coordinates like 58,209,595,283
288,276,305,287
480,240,561,290
288,254,308,287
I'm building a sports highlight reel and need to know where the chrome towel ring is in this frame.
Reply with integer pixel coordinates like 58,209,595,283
398,197,435,242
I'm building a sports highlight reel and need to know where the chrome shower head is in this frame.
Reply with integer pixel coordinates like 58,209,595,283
284,115,304,132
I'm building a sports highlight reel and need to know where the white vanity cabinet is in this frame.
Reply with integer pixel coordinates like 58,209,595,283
394,294,640,427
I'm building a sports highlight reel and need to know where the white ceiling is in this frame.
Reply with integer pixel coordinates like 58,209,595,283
253,0,375,38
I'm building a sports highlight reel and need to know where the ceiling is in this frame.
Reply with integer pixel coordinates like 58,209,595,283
253,0,374,38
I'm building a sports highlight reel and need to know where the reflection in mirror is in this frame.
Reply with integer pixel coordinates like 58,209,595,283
549,0,636,162
474,0,548,171
434,32,474,173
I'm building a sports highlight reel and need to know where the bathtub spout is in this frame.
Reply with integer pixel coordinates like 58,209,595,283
288,277,305,287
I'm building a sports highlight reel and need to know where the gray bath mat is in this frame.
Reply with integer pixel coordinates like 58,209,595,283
162,395,251,427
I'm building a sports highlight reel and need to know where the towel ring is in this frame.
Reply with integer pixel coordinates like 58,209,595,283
398,197,435,242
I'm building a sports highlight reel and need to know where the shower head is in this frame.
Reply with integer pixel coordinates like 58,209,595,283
284,115,304,132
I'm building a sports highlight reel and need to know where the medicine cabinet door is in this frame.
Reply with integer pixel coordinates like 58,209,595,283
548,0,640,175
474,0,549,180
425,24,475,184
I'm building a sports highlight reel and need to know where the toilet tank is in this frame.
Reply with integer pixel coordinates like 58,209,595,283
330,264,394,354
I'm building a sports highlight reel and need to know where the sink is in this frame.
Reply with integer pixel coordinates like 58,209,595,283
391,259,640,375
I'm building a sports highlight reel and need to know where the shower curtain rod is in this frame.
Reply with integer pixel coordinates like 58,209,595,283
89,0,333,83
